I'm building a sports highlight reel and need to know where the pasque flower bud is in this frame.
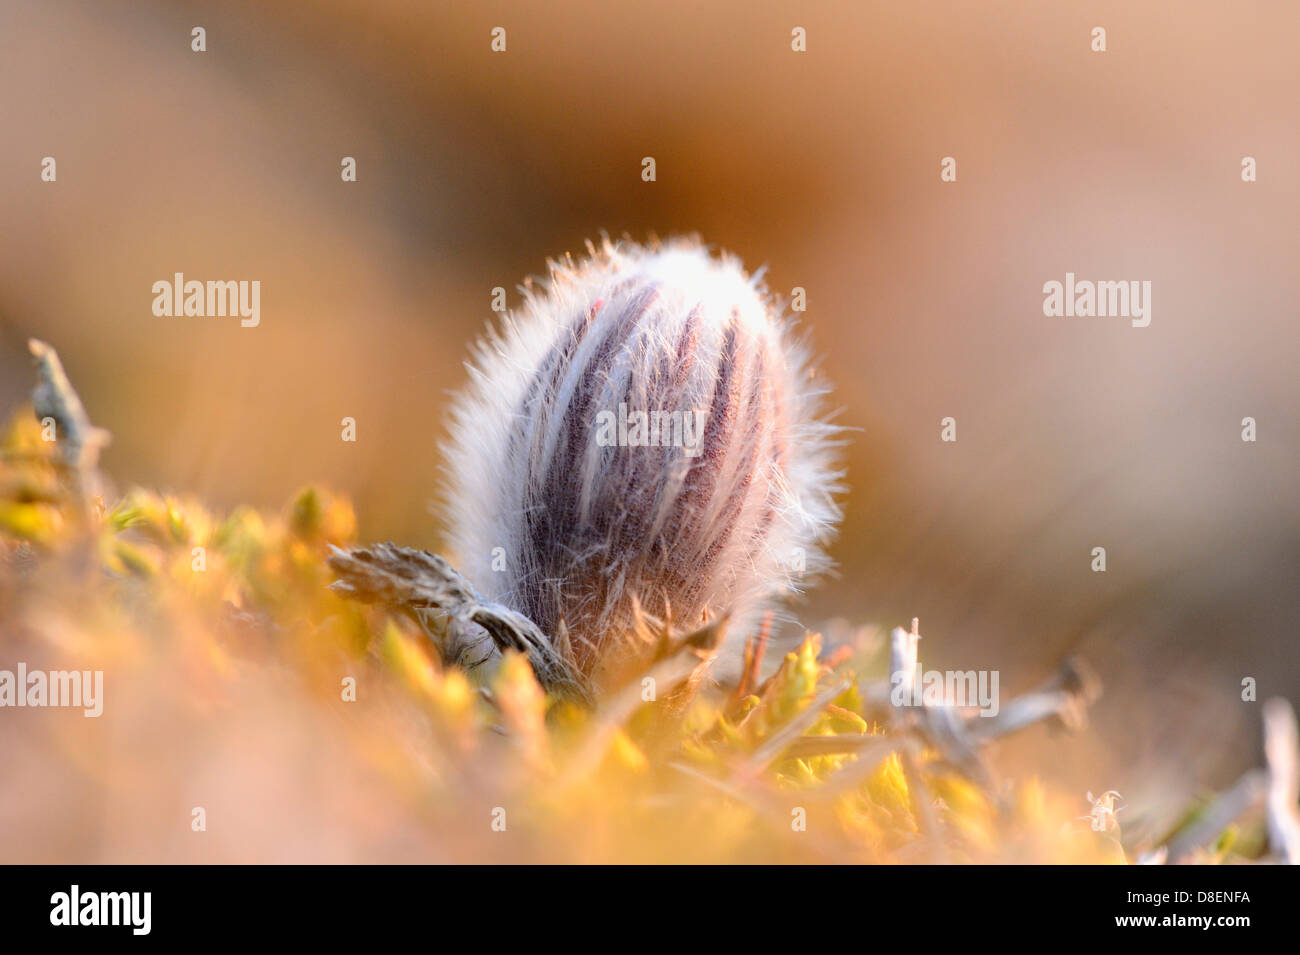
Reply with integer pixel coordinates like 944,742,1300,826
442,239,841,678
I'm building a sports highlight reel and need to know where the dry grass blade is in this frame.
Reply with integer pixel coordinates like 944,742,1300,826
1164,771,1268,864
890,618,921,701
966,656,1101,743
806,626,1099,795
27,338,110,510
1263,697,1300,863
328,542,593,705
916,703,992,787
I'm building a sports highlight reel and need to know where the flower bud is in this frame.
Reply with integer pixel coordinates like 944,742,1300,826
443,239,841,678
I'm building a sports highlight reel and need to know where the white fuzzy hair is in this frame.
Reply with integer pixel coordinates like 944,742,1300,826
440,238,842,678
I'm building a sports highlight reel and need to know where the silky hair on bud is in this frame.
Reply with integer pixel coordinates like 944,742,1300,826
441,238,842,679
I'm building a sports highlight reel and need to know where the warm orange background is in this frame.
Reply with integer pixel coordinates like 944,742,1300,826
2,1,1297,825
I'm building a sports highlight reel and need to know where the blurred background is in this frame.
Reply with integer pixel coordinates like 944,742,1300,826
1,0,1297,836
